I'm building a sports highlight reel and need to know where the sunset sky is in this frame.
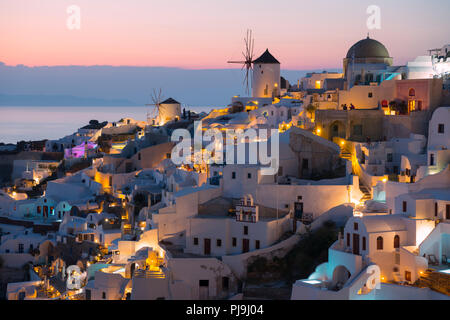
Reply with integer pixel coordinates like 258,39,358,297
0,0,449,70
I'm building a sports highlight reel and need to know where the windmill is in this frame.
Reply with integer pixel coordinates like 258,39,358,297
228,29,255,95
145,88,164,125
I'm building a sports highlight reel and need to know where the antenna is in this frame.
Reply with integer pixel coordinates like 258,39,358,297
227,29,255,95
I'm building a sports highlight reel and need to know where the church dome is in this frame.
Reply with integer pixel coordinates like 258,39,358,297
346,37,390,59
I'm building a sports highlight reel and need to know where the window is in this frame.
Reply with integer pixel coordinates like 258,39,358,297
377,236,383,250
199,280,209,287
302,159,309,170
138,153,141,160
430,153,435,166
232,237,237,247
315,80,321,89
255,240,260,249
244,226,248,235
408,88,415,97
216,239,222,247
435,202,438,217
222,277,229,290
102,292,106,299
402,201,407,212
354,223,358,231
368,92,373,98
232,172,236,179
438,123,445,134
247,173,252,179
297,196,302,201
362,237,366,251
193,237,199,245
387,153,393,163
346,233,350,246
18,243,24,253
394,235,400,249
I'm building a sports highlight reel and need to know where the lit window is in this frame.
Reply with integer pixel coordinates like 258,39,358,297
315,80,321,89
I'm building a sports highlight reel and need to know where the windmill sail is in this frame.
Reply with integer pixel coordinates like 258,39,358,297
228,29,255,95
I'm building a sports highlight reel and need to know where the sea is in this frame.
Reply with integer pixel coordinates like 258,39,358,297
0,106,218,144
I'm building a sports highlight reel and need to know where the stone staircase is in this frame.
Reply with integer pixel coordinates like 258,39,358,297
339,145,372,205
359,182,372,204
340,150,352,161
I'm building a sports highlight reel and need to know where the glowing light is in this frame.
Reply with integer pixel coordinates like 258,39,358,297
340,141,345,146
316,128,321,134
382,178,387,182
302,279,321,285
315,80,321,89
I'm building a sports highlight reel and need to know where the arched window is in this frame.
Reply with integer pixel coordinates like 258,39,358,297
394,235,400,249
377,236,383,250
409,88,415,97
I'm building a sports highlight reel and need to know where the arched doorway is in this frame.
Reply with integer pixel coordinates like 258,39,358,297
329,121,346,140
332,265,351,291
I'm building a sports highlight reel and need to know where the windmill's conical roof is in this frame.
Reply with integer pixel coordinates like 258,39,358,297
253,49,280,64
161,98,180,104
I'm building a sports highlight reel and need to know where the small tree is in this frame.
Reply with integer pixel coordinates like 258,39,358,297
306,103,317,119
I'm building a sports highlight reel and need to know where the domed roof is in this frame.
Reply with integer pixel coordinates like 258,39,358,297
346,36,390,59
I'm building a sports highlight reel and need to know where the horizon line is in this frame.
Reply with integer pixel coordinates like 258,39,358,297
0,61,342,72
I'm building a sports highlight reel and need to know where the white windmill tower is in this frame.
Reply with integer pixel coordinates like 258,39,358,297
146,89,181,126
228,30,280,98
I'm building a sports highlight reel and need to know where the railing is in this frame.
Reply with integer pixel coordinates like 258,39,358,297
133,269,165,279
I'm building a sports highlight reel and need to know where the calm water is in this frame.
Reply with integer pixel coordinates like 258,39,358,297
0,106,217,144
